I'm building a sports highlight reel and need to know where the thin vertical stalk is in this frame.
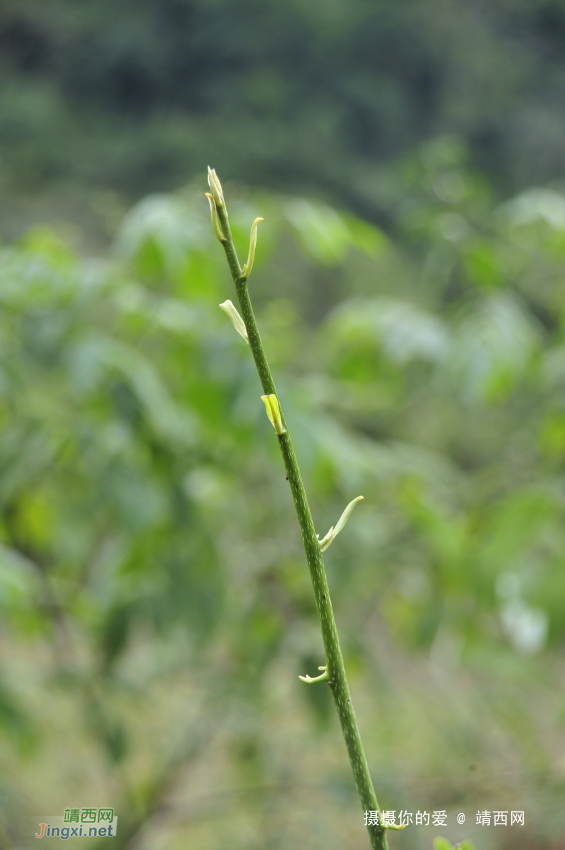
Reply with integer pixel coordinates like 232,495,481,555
208,172,389,850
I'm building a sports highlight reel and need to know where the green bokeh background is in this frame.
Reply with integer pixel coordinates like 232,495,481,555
1,4,565,849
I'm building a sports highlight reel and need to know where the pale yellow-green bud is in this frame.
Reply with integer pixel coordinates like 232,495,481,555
205,193,226,243
219,300,249,344
261,394,286,435
241,217,264,279
207,166,225,209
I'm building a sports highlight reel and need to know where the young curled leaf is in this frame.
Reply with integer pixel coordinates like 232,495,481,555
219,300,249,344
299,665,329,684
241,217,264,279
318,496,364,552
205,193,226,243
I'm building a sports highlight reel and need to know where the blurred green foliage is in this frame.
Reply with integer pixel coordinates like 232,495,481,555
5,0,565,236
2,144,565,848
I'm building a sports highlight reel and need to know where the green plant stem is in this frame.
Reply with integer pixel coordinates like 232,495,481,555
214,198,388,850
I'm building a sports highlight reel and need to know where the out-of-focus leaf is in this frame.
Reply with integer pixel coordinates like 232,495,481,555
65,333,196,444
284,198,354,265
326,297,450,364
503,188,565,230
0,247,77,308
543,343,565,388
463,239,504,289
343,213,389,256
115,194,209,275
449,294,541,400
500,598,548,655
433,838,453,850
0,545,37,609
